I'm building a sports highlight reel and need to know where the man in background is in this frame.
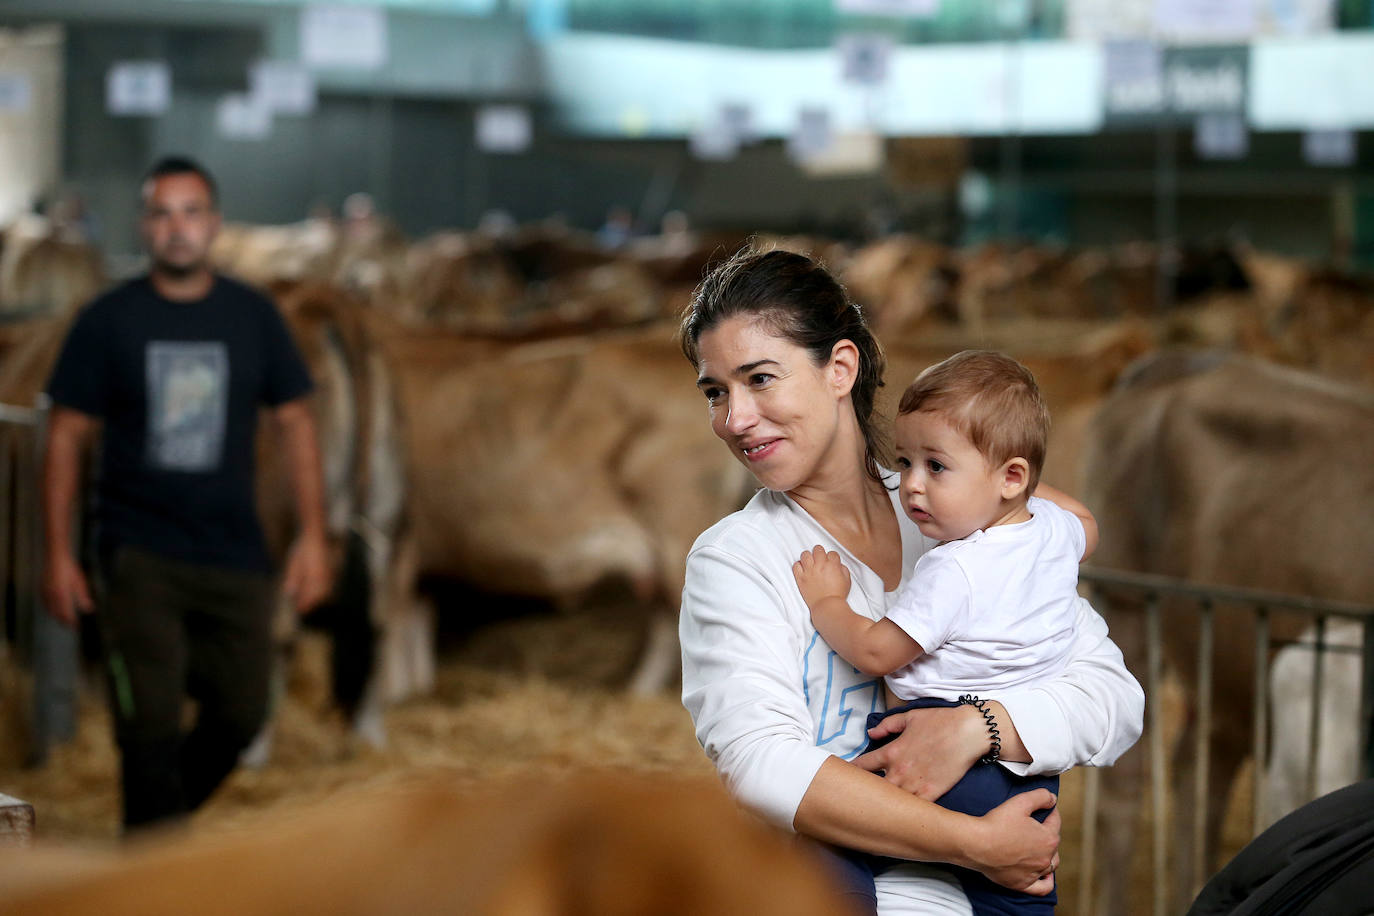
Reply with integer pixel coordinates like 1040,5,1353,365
41,156,331,832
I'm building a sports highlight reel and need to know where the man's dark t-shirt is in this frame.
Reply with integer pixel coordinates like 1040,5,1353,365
46,275,313,572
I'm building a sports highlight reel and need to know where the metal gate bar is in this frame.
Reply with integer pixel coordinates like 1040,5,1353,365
1079,567,1374,916
1251,608,1269,835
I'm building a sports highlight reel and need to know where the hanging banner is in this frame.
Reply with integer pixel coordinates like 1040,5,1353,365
475,105,532,153
106,61,171,116
1103,40,1166,121
1194,113,1248,158
216,93,272,140
249,61,317,116
0,73,32,112
301,5,388,71
1104,44,1247,127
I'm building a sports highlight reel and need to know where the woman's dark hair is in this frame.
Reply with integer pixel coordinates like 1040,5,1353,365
679,246,889,483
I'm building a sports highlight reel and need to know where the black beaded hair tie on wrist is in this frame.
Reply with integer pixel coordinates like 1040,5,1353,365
958,694,1001,765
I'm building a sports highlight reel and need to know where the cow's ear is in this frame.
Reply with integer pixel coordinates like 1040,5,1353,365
999,457,1030,500
826,338,859,398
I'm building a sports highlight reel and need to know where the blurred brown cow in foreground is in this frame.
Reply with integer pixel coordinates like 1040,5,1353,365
1081,352,1374,913
0,771,853,916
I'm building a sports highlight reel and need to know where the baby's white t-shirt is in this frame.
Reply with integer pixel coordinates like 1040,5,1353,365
885,495,1086,701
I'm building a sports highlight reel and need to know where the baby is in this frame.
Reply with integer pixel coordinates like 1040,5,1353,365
794,349,1097,916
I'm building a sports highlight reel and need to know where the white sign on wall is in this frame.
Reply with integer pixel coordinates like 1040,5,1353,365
106,61,171,116
787,107,834,163
1195,113,1248,158
1303,128,1355,167
215,93,272,140
838,34,896,86
718,103,757,146
1155,0,1256,40
796,130,883,177
301,5,388,70
0,73,32,112
250,61,317,116
475,105,532,153
689,122,738,161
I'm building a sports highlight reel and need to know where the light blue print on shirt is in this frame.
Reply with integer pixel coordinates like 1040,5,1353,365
804,631,883,760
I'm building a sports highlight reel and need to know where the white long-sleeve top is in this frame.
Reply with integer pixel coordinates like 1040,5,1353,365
680,473,1144,913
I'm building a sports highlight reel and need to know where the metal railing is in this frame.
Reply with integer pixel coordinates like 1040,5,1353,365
0,394,79,765
1075,566,1374,916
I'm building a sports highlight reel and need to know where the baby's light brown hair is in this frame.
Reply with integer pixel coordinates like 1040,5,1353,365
897,350,1050,493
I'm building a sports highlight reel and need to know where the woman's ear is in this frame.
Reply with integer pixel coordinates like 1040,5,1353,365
828,339,860,398
1000,458,1030,500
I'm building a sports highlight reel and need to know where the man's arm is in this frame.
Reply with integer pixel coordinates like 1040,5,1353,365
41,406,97,626
272,398,331,614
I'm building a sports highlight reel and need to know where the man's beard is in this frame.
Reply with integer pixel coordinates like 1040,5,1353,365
152,256,205,278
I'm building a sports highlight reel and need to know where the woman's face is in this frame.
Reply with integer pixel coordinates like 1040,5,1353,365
694,315,855,493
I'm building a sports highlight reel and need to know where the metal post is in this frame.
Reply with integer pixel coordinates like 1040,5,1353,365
1307,616,1327,804
1252,608,1270,836
28,394,78,766
1154,123,1177,313
1078,766,1100,916
1362,616,1374,780
1146,594,1167,916
1193,600,1214,900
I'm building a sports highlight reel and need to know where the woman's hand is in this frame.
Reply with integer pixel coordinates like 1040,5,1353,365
964,789,1060,894
854,704,987,800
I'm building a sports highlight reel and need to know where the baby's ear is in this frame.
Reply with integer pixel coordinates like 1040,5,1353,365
1000,458,1030,500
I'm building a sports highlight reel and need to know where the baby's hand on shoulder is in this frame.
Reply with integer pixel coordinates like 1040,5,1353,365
792,545,852,609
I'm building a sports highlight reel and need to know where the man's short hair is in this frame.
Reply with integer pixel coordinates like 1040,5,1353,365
141,156,218,207
897,349,1050,491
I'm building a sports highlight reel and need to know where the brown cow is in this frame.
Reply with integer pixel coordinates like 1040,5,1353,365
1081,352,1374,913
0,221,104,320
372,322,754,699
0,770,855,916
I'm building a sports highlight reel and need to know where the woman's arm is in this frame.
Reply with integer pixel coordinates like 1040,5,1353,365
994,596,1144,775
856,596,1142,794
795,757,1060,893
681,540,1062,892
855,701,1027,799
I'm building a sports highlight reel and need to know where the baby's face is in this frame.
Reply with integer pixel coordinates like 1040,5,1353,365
893,410,1012,542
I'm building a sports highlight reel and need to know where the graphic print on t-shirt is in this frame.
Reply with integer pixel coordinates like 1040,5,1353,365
145,341,228,471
